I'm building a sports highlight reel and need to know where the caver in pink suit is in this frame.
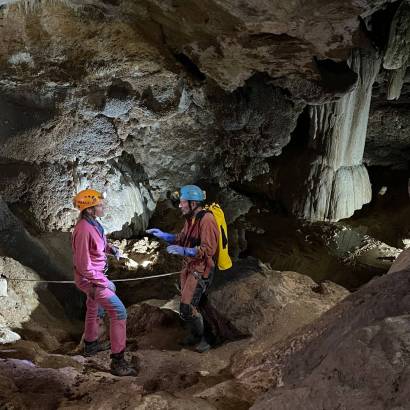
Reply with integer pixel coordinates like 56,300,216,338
72,218,126,354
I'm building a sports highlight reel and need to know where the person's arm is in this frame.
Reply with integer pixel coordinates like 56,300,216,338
73,230,110,287
146,228,176,243
167,216,218,258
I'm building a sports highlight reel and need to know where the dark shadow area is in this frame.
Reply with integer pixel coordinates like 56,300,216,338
173,52,206,81
365,1,401,51
0,93,56,143
314,57,358,94
347,166,410,247
107,79,134,100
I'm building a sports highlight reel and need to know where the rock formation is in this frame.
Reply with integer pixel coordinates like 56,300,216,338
290,47,381,221
0,0,402,236
0,256,77,348
0,0,409,408
383,0,410,100
234,258,410,409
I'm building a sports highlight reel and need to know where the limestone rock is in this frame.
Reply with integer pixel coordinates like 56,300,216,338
365,100,410,169
213,188,253,225
0,0,397,237
208,259,348,340
383,0,410,70
386,61,408,100
0,257,77,350
290,47,380,221
233,265,410,409
0,326,20,344
251,315,410,410
136,393,215,410
135,0,391,93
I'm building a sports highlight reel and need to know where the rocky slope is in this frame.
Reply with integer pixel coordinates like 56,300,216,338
233,256,410,409
0,257,348,409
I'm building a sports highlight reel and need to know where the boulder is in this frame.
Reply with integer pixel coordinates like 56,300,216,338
232,261,410,409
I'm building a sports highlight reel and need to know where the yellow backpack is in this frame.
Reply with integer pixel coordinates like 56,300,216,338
204,203,232,270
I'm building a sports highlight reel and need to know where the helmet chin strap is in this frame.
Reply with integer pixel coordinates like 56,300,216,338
186,201,199,218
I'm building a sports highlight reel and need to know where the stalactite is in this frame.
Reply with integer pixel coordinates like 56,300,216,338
386,60,408,100
293,47,381,221
383,0,410,100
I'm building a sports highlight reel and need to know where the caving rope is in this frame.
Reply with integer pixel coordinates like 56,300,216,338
2,271,180,284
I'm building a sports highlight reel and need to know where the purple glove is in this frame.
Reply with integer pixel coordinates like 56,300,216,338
146,228,176,243
111,246,121,261
166,245,197,257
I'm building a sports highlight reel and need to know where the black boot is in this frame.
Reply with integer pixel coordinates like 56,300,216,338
191,314,210,353
84,340,111,357
180,331,200,347
179,319,200,346
110,351,137,377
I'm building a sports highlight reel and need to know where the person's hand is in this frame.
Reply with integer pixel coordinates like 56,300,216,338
146,228,176,243
111,246,121,261
166,245,197,257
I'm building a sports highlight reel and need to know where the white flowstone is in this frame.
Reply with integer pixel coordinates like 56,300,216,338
386,62,408,100
293,47,380,221
0,326,20,344
76,167,155,236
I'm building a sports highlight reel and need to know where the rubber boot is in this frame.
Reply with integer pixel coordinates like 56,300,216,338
110,351,137,377
191,314,210,353
84,340,111,357
180,328,200,346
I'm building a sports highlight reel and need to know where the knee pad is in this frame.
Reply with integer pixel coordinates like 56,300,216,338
179,303,193,321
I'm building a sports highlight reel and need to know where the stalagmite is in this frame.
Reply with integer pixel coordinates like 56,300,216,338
293,47,381,221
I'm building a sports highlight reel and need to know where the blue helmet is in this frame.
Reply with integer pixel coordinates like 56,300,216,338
180,185,205,201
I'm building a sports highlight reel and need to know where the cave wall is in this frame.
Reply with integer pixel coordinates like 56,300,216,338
0,0,408,249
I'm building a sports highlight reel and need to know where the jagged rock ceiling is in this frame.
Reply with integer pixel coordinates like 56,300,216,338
0,0,408,236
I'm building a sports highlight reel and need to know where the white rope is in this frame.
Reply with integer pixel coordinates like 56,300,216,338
3,271,180,284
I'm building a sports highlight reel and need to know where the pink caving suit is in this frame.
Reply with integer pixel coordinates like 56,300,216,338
72,218,126,354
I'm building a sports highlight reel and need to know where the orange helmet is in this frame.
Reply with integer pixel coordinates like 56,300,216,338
73,189,104,211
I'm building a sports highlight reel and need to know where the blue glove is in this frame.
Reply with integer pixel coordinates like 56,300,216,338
107,281,116,292
146,228,176,243
111,246,121,261
166,245,197,257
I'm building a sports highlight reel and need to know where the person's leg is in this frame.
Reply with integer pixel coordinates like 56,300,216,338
94,287,126,353
78,286,110,356
94,287,136,376
191,274,212,353
180,271,211,353
84,289,99,343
